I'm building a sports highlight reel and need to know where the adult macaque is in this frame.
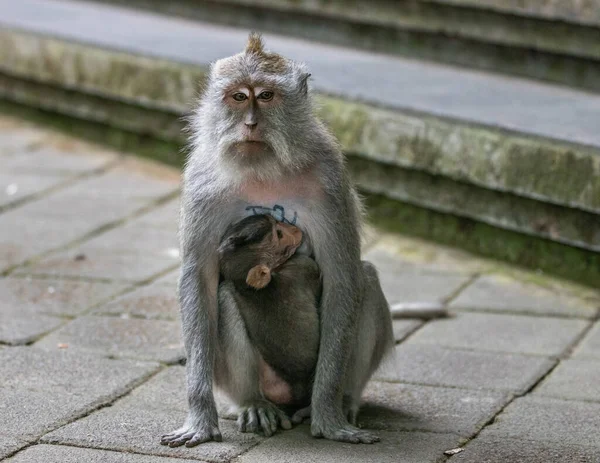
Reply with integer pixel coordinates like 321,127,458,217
161,33,393,447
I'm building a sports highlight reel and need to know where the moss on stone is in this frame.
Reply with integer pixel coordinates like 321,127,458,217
364,193,600,288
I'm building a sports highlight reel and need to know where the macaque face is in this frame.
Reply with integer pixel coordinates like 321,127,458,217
219,82,288,164
219,215,303,288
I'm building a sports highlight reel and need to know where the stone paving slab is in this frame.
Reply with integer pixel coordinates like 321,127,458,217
0,173,64,209
1,167,178,272
450,275,598,318
572,321,600,359
152,269,180,287
0,347,159,443
360,381,510,437
449,436,600,463
375,344,555,393
392,319,423,343
0,213,93,272
36,315,183,363
534,358,600,402
237,425,459,463
0,277,127,344
42,367,263,463
0,437,28,460
5,445,207,463
481,396,600,447
407,312,588,356
0,127,44,155
74,220,180,256
26,247,180,282
92,283,179,320
364,248,469,304
2,146,116,176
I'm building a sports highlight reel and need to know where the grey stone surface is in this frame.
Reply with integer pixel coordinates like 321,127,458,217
0,347,159,442
152,269,180,287
36,315,184,363
392,319,422,343
0,277,127,344
408,312,588,356
0,125,44,154
15,165,177,225
26,246,179,282
0,212,89,271
0,173,64,208
365,249,469,304
1,167,177,272
0,309,64,345
535,358,600,402
93,283,178,319
0,437,27,460
4,445,206,463
77,221,179,257
449,436,600,463
375,344,555,393
360,381,510,437
573,321,600,358
450,275,597,318
43,368,262,463
0,277,128,317
3,146,114,177
3,0,600,150
481,396,600,447
238,425,459,463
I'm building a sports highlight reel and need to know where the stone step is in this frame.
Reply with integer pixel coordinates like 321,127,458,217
0,0,599,278
88,0,600,92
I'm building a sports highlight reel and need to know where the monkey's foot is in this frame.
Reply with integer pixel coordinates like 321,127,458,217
160,421,222,448
311,420,380,444
237,400,292,437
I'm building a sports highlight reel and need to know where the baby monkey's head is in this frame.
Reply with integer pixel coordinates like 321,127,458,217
219,215,303,289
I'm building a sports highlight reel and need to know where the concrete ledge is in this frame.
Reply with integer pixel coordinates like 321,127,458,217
0,1,599,262
92,0,600,92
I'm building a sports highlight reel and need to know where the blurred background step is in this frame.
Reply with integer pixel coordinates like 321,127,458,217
0,0,599,286
89,0,600,93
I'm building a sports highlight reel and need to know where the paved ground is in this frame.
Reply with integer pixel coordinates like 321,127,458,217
1,116,599,462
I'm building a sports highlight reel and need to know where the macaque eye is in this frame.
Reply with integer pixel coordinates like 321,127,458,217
232,92,247,102
258,91,274,101
276,229,283,239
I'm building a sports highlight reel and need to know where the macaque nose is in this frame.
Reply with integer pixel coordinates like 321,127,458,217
245,121,258,130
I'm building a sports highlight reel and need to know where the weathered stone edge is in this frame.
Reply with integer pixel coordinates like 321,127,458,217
347,157,600,252
96,0,600,61
2,28,598,216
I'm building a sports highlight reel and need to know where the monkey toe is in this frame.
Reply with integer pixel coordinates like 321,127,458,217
291,406,311,424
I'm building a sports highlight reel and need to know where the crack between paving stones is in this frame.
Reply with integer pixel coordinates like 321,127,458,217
1,189,180,277
35,364,167,444
443,273,480,305
443,315,599,460
0,157,122,216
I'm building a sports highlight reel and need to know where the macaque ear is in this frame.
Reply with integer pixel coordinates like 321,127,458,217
299,73,311,95
246,264,272,289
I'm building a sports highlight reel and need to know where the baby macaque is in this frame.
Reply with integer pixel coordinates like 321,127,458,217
218,214,321,406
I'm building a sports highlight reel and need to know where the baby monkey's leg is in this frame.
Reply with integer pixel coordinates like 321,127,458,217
215,283,292,437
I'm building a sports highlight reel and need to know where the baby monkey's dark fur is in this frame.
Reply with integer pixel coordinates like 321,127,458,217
218,215,321,405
